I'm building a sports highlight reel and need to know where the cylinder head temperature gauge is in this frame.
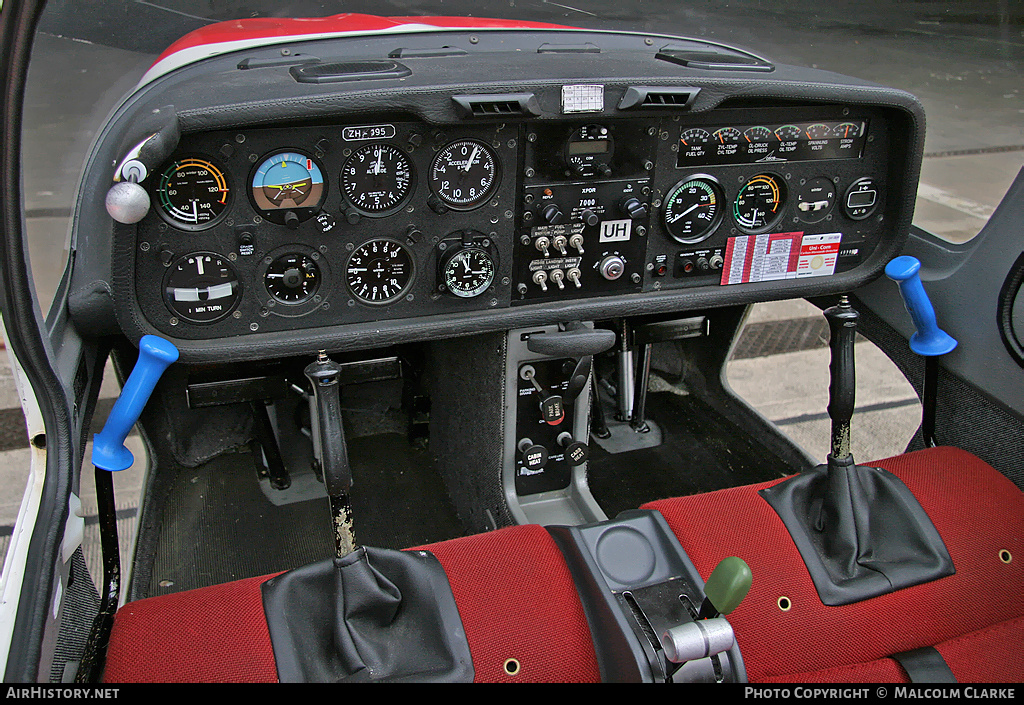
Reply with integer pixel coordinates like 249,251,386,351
663,175,724,244
733,173,787,233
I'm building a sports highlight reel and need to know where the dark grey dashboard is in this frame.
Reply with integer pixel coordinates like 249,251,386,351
69,26,926,362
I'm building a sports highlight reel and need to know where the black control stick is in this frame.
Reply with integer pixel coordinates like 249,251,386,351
304,351,357,558
760,295,953,605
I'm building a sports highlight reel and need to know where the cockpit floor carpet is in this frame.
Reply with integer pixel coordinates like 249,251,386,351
146,433,465,596
587,392,796,518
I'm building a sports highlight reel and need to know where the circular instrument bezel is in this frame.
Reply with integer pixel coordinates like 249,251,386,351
662,174,725,244
155,156,231,231
163,251,241,324
733,173,787,233
429,139,501,211
340,143,415,217
249,149,327,225
441,245,497,298
263,251,322,305
345,238,415,305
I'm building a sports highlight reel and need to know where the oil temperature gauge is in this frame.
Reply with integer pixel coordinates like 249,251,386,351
441,246,496,298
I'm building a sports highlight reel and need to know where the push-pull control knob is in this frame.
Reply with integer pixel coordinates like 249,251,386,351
620,197,648,220
599,255,626,281
557,432,589,466
518,438,550,471
542,203,564,225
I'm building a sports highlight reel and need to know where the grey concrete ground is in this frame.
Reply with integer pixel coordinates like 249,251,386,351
1,1,1020,578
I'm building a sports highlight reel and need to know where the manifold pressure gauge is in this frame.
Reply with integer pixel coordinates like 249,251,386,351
441,246,496,298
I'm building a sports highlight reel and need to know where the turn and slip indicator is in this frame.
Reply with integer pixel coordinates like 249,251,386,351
720,232,842,285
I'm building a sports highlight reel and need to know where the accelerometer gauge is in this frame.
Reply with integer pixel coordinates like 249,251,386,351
429,140,500,210
156,157,230,230
346,239,414,304
734,173,787,232
663,176,724,244
250,151,325,225
340,143,414,215
264,252,321,304
441,246,496,298
565,124,614,177
164,252,240,323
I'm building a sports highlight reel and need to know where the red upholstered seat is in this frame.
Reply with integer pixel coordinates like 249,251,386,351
104,447,1024,683
642,446,1024,683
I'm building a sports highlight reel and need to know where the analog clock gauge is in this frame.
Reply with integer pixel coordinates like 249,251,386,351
442,247,496,298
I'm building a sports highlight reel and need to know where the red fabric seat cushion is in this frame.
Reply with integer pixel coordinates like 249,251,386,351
642,446,1024,682
104,524,599,683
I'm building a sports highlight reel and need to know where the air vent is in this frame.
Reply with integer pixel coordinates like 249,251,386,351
656,48,774,72
452,93,542,118
290,60,411,84
618,87,700,111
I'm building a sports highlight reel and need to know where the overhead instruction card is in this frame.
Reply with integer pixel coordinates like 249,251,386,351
721,232,842,285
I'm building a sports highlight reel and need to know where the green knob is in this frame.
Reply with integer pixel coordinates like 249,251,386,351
703,556,752,616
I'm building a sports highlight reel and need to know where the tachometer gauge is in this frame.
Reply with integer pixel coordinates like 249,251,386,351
250,151,325,225
164,252,240,323
264,252,321,304
156,158,230,230
663,176,724,244
734,174,787,232
441,246,496,298
341,143,414,215
346,239,414,304
429,140,500,210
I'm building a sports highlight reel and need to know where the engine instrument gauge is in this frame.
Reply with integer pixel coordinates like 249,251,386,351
743,126,773,142
341,143,414,215
429,140,500,210
833,122,862,138
805,123,832,139
663,176,724,244
164,252,240,323
250,151,325,225
733,174,787,232
774,125,802,141
346,239,414,304
441,246,496,298
712,127,742,144
264,252,321,304
680,128,710,146
156,158,230,230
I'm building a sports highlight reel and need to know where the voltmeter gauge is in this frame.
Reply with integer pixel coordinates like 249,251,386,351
250,151,325,225
346,239,414,304
264,252,321,304
164,252,240,323
429,140,500,210
341,143,414,215
156,157,230,230
441,246,496,298
663,176,724,244
734,174,787,232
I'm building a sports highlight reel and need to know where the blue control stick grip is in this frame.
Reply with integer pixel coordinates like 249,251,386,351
92,336,178,472
885,256,958,357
